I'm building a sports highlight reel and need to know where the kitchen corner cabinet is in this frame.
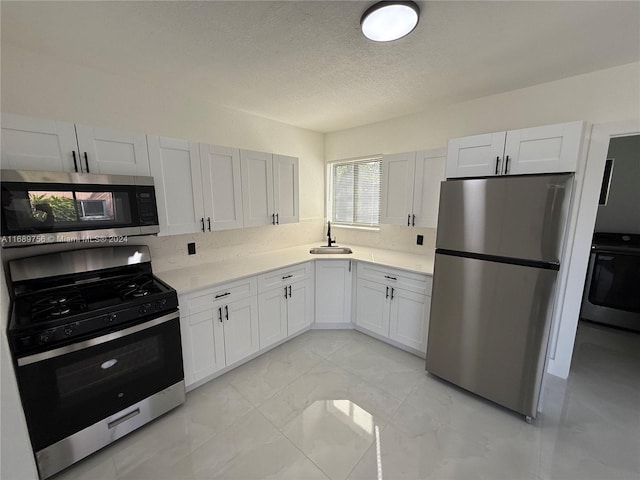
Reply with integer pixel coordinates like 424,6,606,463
179,277,259,386
355,264,431,353
380,148,446,228
1,113,150,175
446,121,584,179
241,149,299,227
257,262,313,349
315,260,352,325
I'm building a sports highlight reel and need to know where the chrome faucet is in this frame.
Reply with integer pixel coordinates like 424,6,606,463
327,220,337,247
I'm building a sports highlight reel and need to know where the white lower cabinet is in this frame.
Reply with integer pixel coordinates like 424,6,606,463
355,264,431,354
315,260,352,325
179,277,258,386
257,262,313,349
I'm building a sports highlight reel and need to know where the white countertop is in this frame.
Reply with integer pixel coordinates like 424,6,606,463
156,243,435,295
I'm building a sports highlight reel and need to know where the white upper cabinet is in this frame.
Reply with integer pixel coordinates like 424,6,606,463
241,149,299,227
381,148,446,228
272,154,299,225
446,121,584,178
148,135,204,235
1,113,79,172
446,132,506,179
241,150,275,227
1,113,150,175
74,124,150,176
503,122,584,175
381,152,416,226
200,144,244,231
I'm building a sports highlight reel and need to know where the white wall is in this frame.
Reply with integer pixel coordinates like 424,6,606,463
595,135,640,234
326,62,640,159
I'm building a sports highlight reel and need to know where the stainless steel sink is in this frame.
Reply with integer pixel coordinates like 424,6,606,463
309,246,353,254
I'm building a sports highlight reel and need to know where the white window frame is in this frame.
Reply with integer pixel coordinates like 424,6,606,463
326,156,382,230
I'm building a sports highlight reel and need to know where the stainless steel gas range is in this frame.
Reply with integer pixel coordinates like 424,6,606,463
6,245,185,479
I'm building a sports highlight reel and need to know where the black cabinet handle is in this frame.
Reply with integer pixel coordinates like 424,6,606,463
282,274,293,280
225,305,229,320
201,218,205,232
412,214,415,227
349,260,351,272
83,152,90,173
72,151,79,172
288,285,292,297
214,292,231,299
218,307,223,323
386,286,389,298
276,213,279,225
407,214,411,226
390,288,395,300
504,155,510,174
207,217,211,231
384,275,397,281
284,286,288,299
495,156,500,175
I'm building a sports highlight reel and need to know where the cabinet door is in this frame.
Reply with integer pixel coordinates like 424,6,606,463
355,278,390,336
75,124,150,175
272,154,299,225
257,288,288,349
287,279,312,336
504,121,583,175
200,144,244,231
380,152,416,226
1,113,79,172
412,149,446,228
223,296,259,365
148,136,204,235
183,310,226,385
315,260,352,324
389,288,428,353
240,150,274,227
446,132,506,179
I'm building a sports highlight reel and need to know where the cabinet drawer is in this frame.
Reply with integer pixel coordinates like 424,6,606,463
257,262,311,291
179,277,257,316
357,263,431,295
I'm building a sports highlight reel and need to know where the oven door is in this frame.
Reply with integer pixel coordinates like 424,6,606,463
580,249,640,332
15,311,183,451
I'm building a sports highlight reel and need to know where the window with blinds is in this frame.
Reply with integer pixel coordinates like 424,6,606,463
329,158,381,227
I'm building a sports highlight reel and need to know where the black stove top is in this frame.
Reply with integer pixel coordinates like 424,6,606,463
592,232,640,252
7,247,178,357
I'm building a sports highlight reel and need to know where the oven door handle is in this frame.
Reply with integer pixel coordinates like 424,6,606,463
17,310,180,367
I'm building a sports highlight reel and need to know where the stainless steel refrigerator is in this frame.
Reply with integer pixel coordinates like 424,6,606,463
425,173,573,420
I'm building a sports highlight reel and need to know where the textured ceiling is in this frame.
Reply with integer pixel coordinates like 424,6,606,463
2,1,639,133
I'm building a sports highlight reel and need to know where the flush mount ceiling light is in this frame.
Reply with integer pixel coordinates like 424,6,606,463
361,1,420,42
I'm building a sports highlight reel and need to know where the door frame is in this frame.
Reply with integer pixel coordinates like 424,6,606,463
546,119,640,379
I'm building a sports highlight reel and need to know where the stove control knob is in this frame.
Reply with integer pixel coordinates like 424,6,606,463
139,304,151,315
38,332,53,344
155,299,167,310
106,314,117,323
64,326,75,336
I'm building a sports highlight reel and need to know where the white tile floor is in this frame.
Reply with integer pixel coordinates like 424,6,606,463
55,323,640,480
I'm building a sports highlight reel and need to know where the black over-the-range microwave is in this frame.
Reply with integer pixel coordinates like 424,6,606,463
1,169,160,247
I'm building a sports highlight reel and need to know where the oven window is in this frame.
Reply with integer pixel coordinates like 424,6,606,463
589,252,640,313
15,317,183,451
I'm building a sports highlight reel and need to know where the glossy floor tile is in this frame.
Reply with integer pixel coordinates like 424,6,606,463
55,323,640,480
